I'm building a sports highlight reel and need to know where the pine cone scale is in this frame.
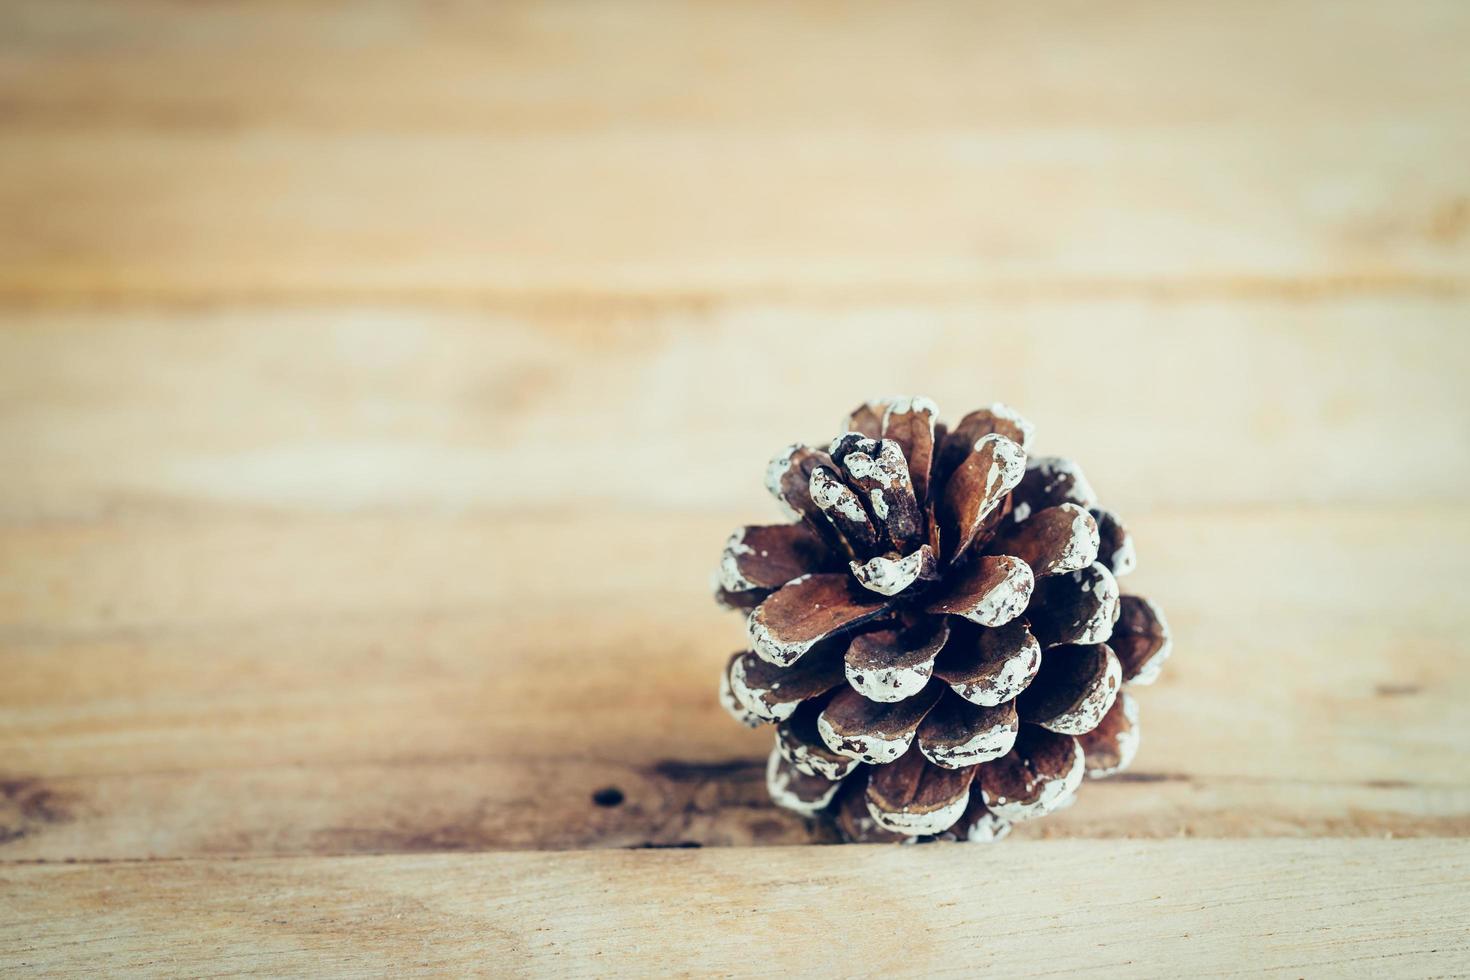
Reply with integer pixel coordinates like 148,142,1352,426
979,727,1084,822
843,620,948,703
933,618,1043,707
1077,690,1140,778
1017,642,1123,735
777,704,860,780
817,683,942,765
924,554,1034,626
867,747,976,835
939,433,1027,561
878,396,939,505
728,648,843,724
718,522,834,594
1029,563,1121,647
1111,595,1172,684
849,543,939,597
835,437,926,554
916,693,1019,769
766,749,841,815
988,502,1100,576
746,573,889,666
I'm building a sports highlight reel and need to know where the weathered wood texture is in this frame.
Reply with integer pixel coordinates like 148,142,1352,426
3,307,1469,517
2,1,1468,297
2,312,1467,858
2,1,1470,973
2,497,1469,857
5,841,1469,977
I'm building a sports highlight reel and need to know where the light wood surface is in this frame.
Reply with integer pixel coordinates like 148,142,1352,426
2,494,1468,859
3,1,1469,975
3,1,1469,297
6,842,1469,977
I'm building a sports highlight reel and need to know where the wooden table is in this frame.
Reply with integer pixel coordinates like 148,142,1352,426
3,2,1468,975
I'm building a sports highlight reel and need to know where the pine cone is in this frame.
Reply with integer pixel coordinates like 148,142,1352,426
715,398,1172,843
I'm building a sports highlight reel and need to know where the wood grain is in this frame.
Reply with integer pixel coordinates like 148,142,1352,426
3,1,1470,972
4,841,1469,977
2,305,1466,857
3,305,1468,518
2,2,1468,297
1,501,1466,858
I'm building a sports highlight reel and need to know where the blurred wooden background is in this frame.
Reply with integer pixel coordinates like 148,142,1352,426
2,1,1468,975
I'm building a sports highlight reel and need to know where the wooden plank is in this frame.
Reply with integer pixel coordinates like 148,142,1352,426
3,841,1467,976
2,303,1467,518
1,1,1468,295
2,503,1466,859
1,18,1468,965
